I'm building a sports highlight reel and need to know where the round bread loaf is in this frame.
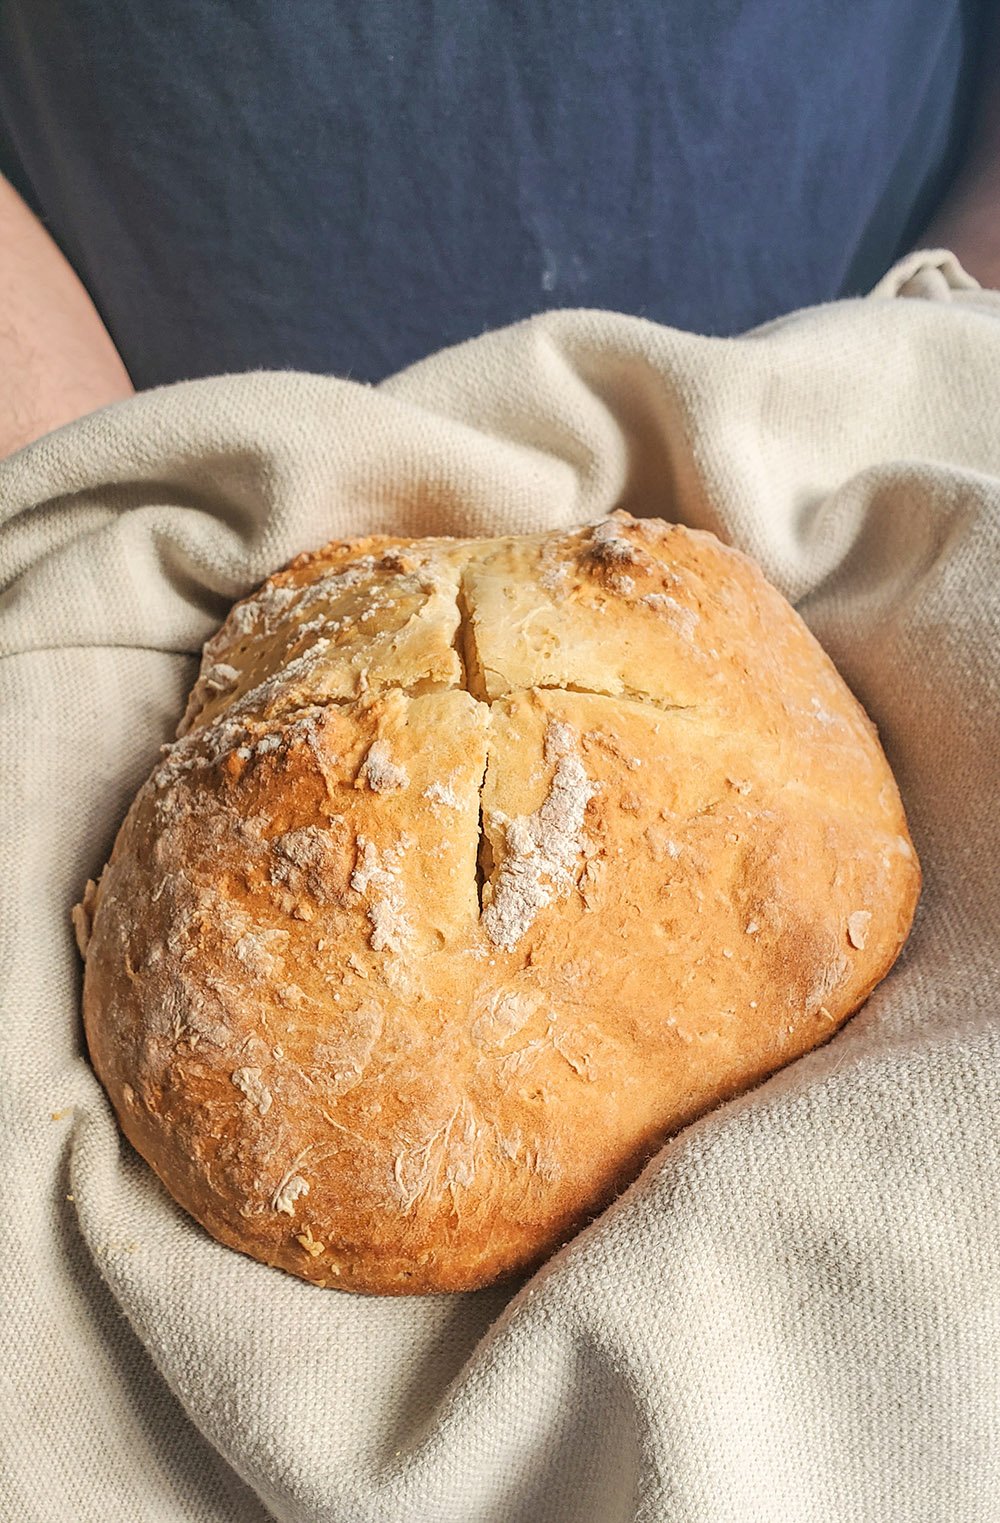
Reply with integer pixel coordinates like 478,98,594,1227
75,511,920,1294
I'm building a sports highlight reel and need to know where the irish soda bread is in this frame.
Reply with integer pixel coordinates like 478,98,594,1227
75,511,920,1294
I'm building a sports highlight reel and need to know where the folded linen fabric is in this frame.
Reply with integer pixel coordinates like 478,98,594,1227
1,251,998,1522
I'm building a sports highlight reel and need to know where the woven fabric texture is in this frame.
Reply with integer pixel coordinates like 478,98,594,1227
1,251,998,1522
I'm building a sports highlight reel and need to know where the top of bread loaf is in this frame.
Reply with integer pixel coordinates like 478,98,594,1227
77,512,920,1293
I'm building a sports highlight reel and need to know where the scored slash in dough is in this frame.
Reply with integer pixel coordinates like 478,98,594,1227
77,511,921,1295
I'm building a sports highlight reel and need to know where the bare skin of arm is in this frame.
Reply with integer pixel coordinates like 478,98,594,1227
0,174,132,460
917,14,1000,288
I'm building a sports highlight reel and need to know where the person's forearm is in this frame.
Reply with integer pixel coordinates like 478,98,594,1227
0,175,133,459
917,14,1000,288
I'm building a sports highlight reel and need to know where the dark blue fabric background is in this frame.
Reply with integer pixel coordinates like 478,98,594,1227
0,1,987,387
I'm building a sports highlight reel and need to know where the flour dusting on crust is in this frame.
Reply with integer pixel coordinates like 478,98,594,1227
482,721,598,950
231,1067,273,1116
424,780,461,808
272,1173,310,1215
350,836,412,953
588,517,640,565
358,739,408,793
642,592,699,639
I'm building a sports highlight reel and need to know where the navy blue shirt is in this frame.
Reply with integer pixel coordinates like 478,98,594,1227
0,2,986,387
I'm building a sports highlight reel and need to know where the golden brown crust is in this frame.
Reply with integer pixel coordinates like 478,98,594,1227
79,511,920,1294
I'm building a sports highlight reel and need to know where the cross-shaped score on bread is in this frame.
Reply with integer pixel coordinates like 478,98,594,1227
74,511,920,1294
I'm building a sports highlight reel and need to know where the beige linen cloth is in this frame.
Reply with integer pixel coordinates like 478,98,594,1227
1,250,999,1523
